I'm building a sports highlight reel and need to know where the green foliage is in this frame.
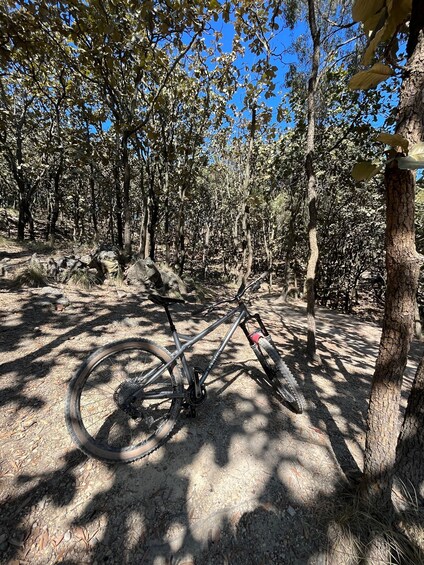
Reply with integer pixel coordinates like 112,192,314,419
352,161,381,181
397,143,424,170
376,132,409,152
352,0,412,67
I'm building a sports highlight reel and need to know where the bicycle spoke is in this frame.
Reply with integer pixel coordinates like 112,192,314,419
67,340,183,461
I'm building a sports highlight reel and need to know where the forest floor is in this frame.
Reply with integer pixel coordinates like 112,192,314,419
1,243,423,565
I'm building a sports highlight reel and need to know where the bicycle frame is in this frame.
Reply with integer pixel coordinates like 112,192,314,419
132,301,266,402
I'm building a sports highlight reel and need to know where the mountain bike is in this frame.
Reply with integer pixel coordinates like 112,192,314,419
65,273,305,463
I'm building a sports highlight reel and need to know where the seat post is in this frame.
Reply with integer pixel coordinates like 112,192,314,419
164,305,176,333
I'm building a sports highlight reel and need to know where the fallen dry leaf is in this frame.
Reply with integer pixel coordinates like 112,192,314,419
38,529,49,551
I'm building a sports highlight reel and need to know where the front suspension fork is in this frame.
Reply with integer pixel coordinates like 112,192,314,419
239,313,271,346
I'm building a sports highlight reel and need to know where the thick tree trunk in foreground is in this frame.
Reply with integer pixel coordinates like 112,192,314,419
305,0,321,363
361,24,424,512
396,355,424,505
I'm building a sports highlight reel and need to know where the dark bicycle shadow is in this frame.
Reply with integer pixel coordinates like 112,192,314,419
1,291,423,564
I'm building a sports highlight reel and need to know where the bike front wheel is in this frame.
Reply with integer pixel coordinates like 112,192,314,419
254,337,305,414
66,339,183,463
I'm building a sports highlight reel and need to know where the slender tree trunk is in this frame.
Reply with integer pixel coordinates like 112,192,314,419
361,22,424,512
238,106,256,285
122,133,132,260
84,121,98,239
113,160,123,249
175,185,186,276
89,162,98,238
137,162,147,257
305,0,321,363
147,175,158,261
46,164,62,244
202,222,211,279
17,196,28,241
164,167,171,265
140,198,149,259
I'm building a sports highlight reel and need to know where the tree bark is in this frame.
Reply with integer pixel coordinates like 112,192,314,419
361,23,424,512
238,106,256,285
18,195,33,241
89,162,98,238
113,160,123,249
305,0,321,363
122,133,132,260
175,185,187,276
396,354,424,506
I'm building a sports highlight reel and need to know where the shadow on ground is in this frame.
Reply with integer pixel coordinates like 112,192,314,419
0,289,422,564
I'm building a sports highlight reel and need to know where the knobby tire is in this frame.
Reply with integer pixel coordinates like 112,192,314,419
255,337,305,414
65,339,183,463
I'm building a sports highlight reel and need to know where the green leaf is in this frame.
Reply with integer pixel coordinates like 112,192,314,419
348,63,393,90
409,142,424,159
397,156,424,170
363,8,386,34
352,161,381,181
352,0,385,23
397,142,424,169
376,132,409,152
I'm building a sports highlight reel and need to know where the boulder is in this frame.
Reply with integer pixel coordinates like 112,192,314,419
125,258,162,288
93,249,121,278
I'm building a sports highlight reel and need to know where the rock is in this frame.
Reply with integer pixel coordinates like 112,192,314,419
56,295,70,307
38,286,63,297
0,258,10,277
122,317,138,328
94,249,121,277
125,258,162,288
80,254,91,266
160,268,186,295
46,258,59,279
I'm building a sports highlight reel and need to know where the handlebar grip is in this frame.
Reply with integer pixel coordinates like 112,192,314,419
250,271,269,293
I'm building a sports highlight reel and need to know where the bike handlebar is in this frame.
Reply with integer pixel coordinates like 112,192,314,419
237,271,269,299
193,271,270,315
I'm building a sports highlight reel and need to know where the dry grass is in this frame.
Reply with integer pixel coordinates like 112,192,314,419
11,262,49,288
326,487,424,565
69,269,99,290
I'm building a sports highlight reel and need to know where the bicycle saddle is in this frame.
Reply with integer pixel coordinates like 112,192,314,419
148,294,185,306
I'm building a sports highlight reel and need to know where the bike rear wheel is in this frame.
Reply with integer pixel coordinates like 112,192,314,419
66,339,183,463
254,337,305,414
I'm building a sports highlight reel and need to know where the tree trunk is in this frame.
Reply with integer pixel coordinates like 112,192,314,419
113,161,123,249
18,195,34,241
89,162,98,238
46,164,62,244
361,22,424,512
396,354,424,506
238,106,256,285
148,176,158,261
202,222,211,280
122,133,132,260
164,168,171,266
175,185,186,276
305,0,321,363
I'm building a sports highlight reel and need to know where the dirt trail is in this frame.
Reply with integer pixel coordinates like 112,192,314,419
0,277,422,564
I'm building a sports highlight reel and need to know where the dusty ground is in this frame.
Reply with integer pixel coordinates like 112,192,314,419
0,249,422,564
